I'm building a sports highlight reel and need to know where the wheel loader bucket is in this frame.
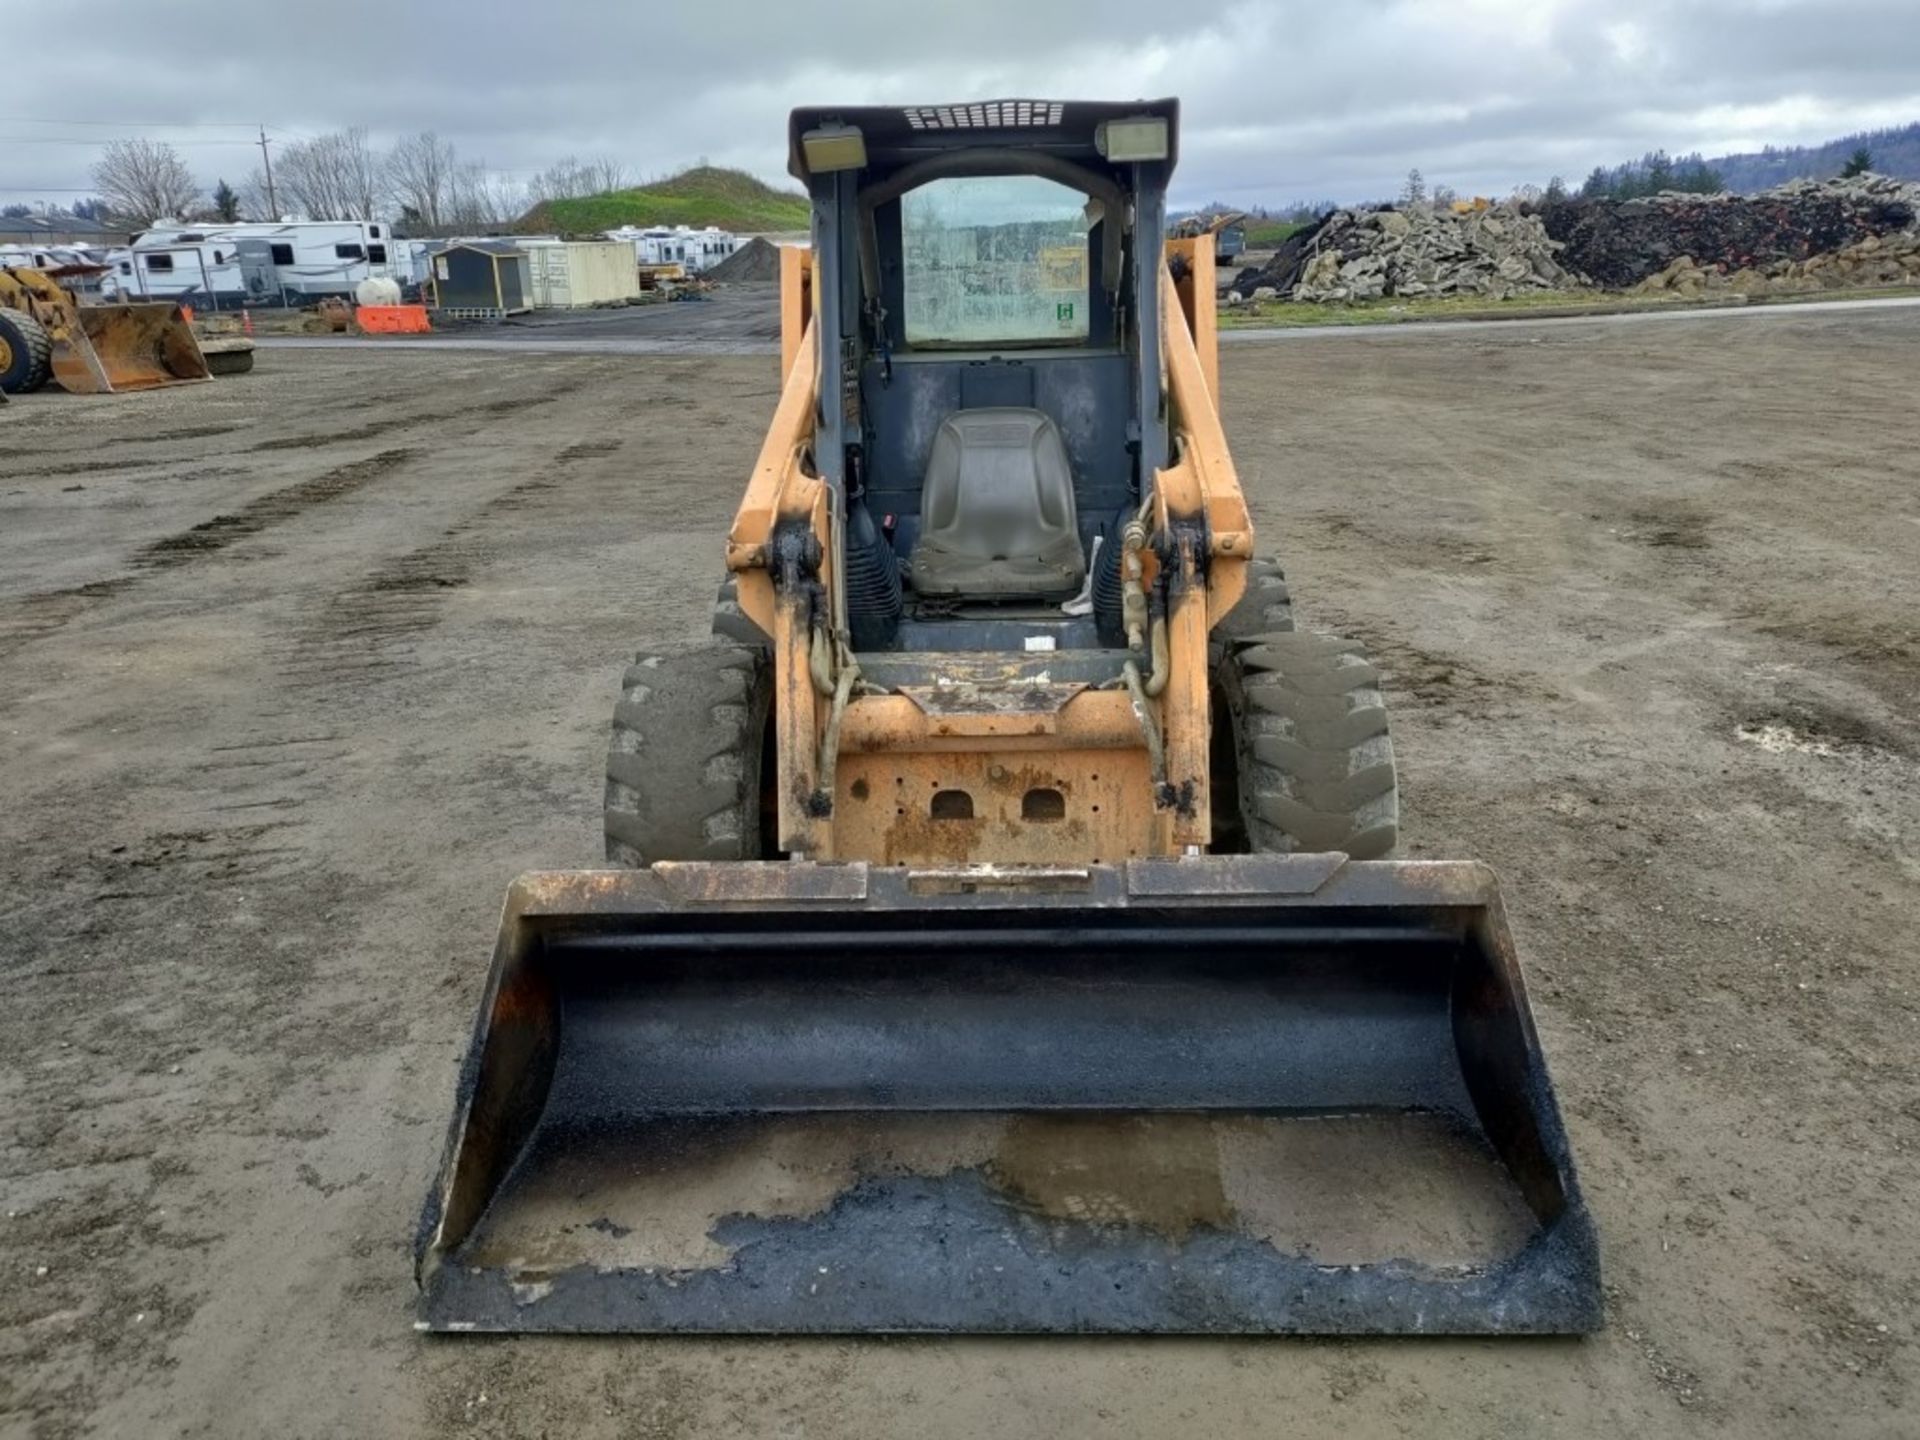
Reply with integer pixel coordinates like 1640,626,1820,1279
415,856,1600,1335
53,302,211,394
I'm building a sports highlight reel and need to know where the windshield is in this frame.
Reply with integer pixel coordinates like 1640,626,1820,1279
902,176,1091,346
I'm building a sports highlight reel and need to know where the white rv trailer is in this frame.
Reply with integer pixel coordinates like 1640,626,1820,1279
0,242,109,271
604,224,743,274
0,243,116,294
102,219,402,306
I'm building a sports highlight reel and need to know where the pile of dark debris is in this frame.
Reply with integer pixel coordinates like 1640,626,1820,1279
1228,173,1920,304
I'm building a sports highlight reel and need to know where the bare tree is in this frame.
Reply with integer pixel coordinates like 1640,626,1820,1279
386,131,456,231
527,155,628,204
277,127,383,219
583,157,630,194
527,156,581,204
92,139,200,225
447,161,525,231
1399,168,1427,207
239,168,274,221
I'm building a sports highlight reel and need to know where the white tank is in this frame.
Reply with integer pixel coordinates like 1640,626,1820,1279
355,277,402,308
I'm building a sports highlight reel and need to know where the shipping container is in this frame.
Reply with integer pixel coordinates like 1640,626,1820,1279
520,240,641,308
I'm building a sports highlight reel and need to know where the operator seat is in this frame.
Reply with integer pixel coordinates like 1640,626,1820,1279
909,407,1086,599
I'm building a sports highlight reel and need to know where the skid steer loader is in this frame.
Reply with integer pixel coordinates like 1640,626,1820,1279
417,99,1601,1335
0,265,211,395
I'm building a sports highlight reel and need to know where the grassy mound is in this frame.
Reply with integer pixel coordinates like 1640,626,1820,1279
523,166,810,235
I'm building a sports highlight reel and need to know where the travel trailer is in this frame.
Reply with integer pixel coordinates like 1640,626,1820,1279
604,224,743,274
102,220,402,306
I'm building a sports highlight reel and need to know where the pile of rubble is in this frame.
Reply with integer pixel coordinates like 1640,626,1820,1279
706,236,781,283
1227,173,1920,306
1631,227,1920,298
1228,202,1574,303
1538,173,1920,288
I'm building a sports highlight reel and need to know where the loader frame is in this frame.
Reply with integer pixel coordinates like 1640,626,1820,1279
727,116,1248,864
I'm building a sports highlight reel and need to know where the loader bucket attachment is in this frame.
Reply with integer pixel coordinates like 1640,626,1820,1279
416,857,1601,1334
53,303,211,394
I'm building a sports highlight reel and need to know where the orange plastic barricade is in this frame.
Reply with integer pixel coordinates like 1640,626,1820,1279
355,305,432,335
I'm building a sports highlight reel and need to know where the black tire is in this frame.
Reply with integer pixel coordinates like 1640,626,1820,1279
0,309,54,394
1214,555,1295,646
205,348,255,376
1215,632,1398,859
604,641,775,866
711,574,770,646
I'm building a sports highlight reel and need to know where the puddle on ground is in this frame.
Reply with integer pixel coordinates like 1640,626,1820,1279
465,1110,1538,1275
1737,722,1840,756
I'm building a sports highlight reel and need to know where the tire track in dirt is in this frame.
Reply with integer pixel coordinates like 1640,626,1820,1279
246,391,559,456
0,448,417,659
281,438,622,692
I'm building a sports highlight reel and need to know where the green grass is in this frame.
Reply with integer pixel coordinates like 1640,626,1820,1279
1239,219,1309,249
1216,283,1920,330
1218,288,1624,329
522,166,811,235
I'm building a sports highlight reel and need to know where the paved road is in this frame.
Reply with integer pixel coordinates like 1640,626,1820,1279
261,290,1920,358
262,282,781,356
1222,292,1920,342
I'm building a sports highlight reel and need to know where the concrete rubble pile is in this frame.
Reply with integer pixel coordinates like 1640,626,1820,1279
1629,226,1920,298
1228,203,1574,303
1228,173,1920,306
1539,173,1920,289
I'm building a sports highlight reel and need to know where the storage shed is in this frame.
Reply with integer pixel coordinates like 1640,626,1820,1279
521,240,641,308
426,241,532,315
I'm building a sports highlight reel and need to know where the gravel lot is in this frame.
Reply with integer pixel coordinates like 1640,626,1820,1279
2,308,1916,1438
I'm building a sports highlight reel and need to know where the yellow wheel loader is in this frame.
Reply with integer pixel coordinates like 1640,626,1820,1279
0,265,211,395
416,99,1600,1335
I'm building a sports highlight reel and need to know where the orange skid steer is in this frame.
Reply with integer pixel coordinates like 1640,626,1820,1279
415,98,1601,1335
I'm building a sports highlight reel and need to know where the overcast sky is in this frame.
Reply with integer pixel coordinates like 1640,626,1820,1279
4,0,1918,213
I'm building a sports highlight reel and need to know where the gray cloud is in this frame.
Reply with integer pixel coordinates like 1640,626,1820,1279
5,0,1918,211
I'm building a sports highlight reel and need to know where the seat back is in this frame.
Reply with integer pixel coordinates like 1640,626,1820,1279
911,407,1086,599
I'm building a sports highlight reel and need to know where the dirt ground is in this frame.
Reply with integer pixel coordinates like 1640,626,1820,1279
2,308,1917,1438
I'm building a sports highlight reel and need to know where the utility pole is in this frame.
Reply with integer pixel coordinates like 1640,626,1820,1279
257,126,278,219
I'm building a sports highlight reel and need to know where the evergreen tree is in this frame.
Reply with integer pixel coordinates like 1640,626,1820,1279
1643,150,1675,194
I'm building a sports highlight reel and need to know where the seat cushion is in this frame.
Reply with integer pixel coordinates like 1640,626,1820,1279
911,408,1086,599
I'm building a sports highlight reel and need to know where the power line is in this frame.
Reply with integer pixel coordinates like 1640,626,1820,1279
0,136,263,146
0,117,308,134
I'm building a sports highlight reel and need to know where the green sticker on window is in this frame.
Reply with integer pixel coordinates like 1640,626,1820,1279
1057,301,1075,323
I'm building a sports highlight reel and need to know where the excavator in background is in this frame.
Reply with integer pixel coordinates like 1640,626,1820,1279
1172,208,1249,264
0,263,213,395
415,98,1601,1336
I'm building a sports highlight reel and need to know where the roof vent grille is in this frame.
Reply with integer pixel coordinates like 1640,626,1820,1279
904,100,1065,131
